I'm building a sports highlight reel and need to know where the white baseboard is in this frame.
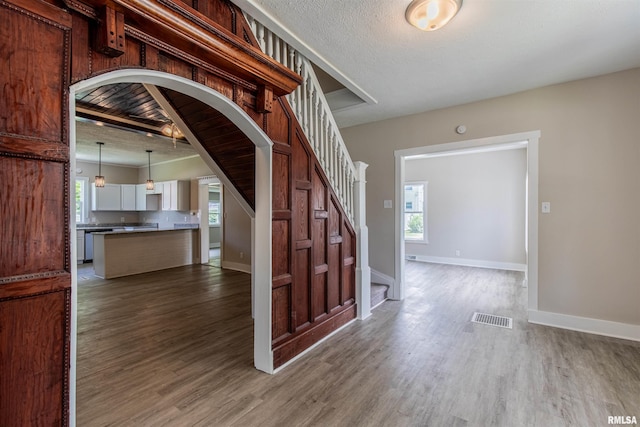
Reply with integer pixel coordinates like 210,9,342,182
406,254,526,272
528,309,640,342
220,260,251,274
371,268,395,286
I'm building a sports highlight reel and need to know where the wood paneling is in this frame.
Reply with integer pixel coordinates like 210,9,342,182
1,2,68,142
160,88,256,209
0,158,67,277
270,94,356,368
0,291,69,426
1,1,71,423
1,0,355,422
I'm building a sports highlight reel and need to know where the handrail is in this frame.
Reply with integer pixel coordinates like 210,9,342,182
246,15,356,224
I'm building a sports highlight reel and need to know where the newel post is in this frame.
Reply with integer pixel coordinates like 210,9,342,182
354,161,371,320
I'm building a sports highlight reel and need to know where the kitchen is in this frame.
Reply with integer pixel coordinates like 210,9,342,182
74,88,252,278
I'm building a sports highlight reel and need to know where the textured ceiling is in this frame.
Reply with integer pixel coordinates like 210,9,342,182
234,0,640,128
75,120,197,167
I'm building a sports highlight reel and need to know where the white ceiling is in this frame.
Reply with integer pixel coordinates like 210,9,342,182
75,120,198,167
235,0,640,128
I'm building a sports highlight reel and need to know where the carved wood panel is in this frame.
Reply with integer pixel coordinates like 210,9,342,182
270,101,356,368
1,1,355,423
0,0,72,424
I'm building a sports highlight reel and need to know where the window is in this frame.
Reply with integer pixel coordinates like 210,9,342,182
404,182,427,242
208,201,220,225
75,177,89,224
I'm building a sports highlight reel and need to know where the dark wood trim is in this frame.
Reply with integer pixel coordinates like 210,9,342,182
1,0,72,27
0,272,72,299
0,136,70,162
74,0,301,95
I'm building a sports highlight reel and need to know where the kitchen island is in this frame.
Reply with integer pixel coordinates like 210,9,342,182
92,228,199,279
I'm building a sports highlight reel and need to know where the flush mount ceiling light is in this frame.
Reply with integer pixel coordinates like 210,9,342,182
95,142,105,187
406,0,462,31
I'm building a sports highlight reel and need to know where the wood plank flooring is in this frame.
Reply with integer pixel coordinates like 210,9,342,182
76,261,640,426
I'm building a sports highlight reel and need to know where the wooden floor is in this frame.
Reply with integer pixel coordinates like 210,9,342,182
76,261,640,426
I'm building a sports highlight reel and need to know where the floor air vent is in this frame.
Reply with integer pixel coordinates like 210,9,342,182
471,312,513,329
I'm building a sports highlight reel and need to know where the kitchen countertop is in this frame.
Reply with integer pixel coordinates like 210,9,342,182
92,227,197,235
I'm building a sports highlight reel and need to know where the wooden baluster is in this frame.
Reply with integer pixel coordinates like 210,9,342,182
349,170,355,221
300,61,308,137
257,24,265,51
287,44,295,72
312,87,320,153
319,109,325,168
335,136,340,192
274,34,281,63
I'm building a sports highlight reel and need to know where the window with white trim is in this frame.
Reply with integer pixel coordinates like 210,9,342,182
75,177,89,224
404,182,427,242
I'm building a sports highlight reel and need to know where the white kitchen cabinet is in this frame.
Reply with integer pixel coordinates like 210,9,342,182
161,181,172,211
77,229,85,263
91,183,121,211
136,184,159,211
121,184,136,211
154,180,190,211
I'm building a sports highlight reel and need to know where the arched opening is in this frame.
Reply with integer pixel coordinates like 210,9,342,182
69,69,274,418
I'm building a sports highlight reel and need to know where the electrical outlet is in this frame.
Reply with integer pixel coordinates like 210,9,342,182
239,251,244,259
455,250,461,257
120,217,125,223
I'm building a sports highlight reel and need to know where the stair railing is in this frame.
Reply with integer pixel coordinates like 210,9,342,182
246,16,356,224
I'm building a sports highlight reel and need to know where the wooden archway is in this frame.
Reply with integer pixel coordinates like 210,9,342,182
0,0,357,424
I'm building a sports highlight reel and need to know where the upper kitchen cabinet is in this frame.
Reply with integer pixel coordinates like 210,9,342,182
91,183,121,211
135,184,160,211
148,180,190,211
121,185,137,211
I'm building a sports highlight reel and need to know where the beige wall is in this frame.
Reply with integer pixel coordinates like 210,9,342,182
76,160,139,184
405,149,526,265
136,155,211,183
222,185,252,266
343,68,640,325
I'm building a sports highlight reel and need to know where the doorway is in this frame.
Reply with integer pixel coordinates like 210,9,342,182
69,69,276,419
208,182,222,267
393,131,540,314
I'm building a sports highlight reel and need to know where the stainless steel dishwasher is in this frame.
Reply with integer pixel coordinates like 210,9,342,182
84,232,94,262
83,228,112,262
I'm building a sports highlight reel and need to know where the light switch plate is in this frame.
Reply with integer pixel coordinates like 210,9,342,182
384,200,392,209
541,202,551,213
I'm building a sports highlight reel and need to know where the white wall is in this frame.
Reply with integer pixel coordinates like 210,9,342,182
405,149,526,268
343,68,640,326
222,185,251,271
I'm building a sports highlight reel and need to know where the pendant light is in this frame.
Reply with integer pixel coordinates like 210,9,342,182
146,150,154,190
95,142,105,187
161,122,184,148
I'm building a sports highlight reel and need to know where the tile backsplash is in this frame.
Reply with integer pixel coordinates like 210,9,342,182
84,210,199,229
